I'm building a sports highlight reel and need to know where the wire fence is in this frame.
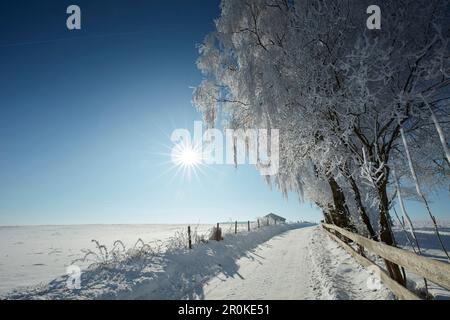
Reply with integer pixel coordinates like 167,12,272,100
188,218,285,249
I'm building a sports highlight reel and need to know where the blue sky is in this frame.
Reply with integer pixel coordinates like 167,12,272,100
0,1,447,226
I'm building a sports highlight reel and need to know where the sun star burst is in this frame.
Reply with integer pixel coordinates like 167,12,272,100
171,141,203,180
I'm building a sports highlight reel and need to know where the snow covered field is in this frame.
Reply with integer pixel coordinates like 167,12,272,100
392,220,450,299
2,223,311,299
0,224,212,296
1,221,449,300
393,220,450,263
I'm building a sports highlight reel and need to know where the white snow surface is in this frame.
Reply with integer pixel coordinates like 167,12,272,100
2,221,450,300
0,224,211,296
2,224,394,300
392,221,450,300
203,226,392,300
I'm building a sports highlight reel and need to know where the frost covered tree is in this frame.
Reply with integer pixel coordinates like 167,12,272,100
194,0,450,284
194,0,366,232
339,0,450,261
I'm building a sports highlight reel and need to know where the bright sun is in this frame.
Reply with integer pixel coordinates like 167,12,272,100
178,147,202,167
171,142,203,180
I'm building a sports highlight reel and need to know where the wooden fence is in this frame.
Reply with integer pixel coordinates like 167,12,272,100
322,223,450,300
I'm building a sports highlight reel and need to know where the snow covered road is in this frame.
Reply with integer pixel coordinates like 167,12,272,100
202,226,393,300
3,224,394,300
203,226,314,299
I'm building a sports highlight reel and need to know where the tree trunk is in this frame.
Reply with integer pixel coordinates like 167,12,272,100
377,179,406,286
323,210,333,224
348,176,377,240
327,176,356,232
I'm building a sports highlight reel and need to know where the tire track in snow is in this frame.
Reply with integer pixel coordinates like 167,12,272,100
203,226,393,300
203,226,316,300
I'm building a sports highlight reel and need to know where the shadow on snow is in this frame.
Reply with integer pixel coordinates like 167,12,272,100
6,223,315,300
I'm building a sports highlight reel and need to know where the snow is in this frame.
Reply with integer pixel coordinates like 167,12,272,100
429,107,450,165
393,221,450,300
2,222,449,300
2,223,309,299
203,226,392,300
0,224,211,296
393,169,417,243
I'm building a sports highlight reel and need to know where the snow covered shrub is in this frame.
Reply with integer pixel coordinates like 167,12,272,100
257,217,274,227
209,226,223,241
72,238,163,269
193,231,208,245
166,230,191,250
166,225,210,250
72,239,114,268
190,224,210,245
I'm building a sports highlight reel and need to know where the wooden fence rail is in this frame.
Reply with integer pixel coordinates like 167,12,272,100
322,223,450,299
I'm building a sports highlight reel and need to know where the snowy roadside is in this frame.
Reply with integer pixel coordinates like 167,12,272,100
0,224,214,295
392,224,450,300
3,223,311,300
316,223,450,300
11,224,437,300
308,227,393,300
203,226,393,300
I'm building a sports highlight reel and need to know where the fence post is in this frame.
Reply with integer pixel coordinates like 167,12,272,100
217,222,220,241
248,221,250,232
235,221,237,234
258,219,260,229
188,226,192,250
